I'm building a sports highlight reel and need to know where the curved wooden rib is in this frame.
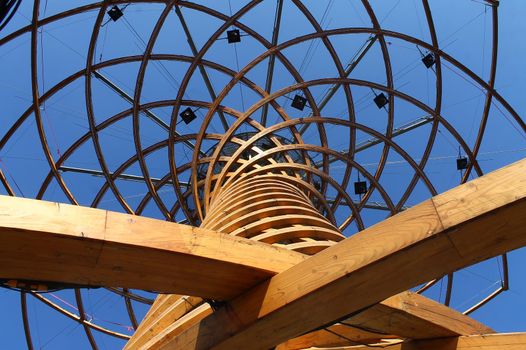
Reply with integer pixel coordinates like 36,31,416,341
206,174,343,243
127,296,205,350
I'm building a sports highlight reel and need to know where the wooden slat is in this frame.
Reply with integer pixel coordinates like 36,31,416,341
347,332,526,350
140,303,213,350
0,195,306,300
126,296,203,350
161,158,526,349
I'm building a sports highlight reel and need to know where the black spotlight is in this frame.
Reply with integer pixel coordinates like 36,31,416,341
291,95,307,111
180,107,197,125
107,6,123,22
456,156,468,170
260,141,273,151
354,181,367,195
373,93,388,109
227,29,241,43
241,149,251,159
422,53,435,69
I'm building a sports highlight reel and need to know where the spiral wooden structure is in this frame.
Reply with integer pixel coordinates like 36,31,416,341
1,0,526,349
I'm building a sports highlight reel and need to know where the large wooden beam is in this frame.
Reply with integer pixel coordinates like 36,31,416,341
349,332,526,350
164,158,526,349
275,324,395,350
0,195,305,300
344,291,493,340
276,291,493,350
0,195,486,350
127,276,491,349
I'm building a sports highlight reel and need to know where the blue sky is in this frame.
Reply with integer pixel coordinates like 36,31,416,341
1,1,526,348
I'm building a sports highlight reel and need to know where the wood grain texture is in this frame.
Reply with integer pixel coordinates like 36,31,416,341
0,195,306,300
275,324,396,350
275,291,492,349
146,303,213,350
345,332,526,350
126,296,203,350
345,291,493,339
129,174,344,349
162,158,526,349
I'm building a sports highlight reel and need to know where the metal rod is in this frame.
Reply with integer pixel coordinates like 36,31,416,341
260,0,284,127
315,116,434,167
92,70,204,156
59,165,189,187
31,292,130,339
299,35,378,135
327,198,409,212
59,167,402,212
174,6,229,132
463,286,504,315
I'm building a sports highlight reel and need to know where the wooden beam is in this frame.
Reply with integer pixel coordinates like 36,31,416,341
275,324,396,350
126,295,204,350
344,291,493,340
0,196,480,349
163,158,526,349
141,303,213,349
127,277,490,349
347,332,526,350
0,195,305,300
276,291,493,350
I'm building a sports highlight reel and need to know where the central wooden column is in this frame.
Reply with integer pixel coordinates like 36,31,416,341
203,174,344,251
125,173,344,349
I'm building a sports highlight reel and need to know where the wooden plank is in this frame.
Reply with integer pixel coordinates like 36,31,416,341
141,303,213,350
276,291,492,350
0,195,306,300
346,332,526,350
128,276,490,349
126,296,203,350
275,324,395,350
345,291,493,339
161,158,526,349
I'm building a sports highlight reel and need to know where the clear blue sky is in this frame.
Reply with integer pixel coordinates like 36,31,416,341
1,1,526,349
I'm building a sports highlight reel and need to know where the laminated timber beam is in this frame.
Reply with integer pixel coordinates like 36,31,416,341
342,291,493,340
0,193,486,349
275,324,395,350
165,158,526,350
0,195,305,300
348,332,526,350
276,291,493,350
127,280,491,349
